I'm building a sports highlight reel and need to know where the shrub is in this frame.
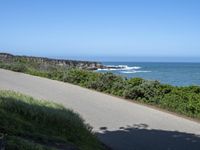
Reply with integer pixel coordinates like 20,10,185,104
127,78,144,87
86,72,123,93
111,79,126,96
62,69,87,84
160,89,200,118
123,80,161,100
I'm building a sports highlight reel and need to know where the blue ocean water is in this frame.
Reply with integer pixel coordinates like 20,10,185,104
96,62,200,86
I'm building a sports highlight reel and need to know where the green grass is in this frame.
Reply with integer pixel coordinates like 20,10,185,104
0,90,106,150
1,57,200,120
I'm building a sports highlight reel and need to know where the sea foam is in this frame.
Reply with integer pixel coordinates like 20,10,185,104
97,65,141,71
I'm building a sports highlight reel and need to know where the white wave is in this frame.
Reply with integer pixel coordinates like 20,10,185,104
97,65,141,71
121,70,151,74
97,68,120,71
97,68,118,71
129,66,141,70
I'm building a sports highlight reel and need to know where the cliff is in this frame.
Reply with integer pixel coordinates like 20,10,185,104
0,53,104,70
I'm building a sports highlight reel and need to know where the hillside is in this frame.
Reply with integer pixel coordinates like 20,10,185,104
0,53,104,70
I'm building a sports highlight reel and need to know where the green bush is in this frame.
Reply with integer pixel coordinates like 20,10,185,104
159,89,200,118
0,62,27,72
87,72,124,93
62,69,86,84
127,78,144,87
123,80,161,100
111,78,126,96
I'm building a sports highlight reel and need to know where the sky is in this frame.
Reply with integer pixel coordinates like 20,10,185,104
0,0,200,61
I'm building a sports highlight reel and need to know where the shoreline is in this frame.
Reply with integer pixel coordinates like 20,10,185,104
1,53,200,121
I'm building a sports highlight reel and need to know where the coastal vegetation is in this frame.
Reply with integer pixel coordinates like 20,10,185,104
1,53,200,120
0,90,106,150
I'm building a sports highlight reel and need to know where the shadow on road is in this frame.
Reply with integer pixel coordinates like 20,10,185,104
97,123,200,150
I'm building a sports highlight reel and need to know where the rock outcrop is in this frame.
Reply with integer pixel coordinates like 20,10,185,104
0,53,104,70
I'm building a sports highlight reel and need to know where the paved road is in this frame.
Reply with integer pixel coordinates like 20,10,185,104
1,69,200,150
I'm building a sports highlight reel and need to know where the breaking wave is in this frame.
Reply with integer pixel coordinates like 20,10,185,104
97,65,151,74
97,65,141,71
121,70,151,74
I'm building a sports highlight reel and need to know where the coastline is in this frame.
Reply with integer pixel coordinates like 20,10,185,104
1,53,200,121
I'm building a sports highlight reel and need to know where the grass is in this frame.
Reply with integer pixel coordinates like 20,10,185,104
0,90,106,150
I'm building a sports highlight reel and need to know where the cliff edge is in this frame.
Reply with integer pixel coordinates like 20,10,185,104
0,53,104,70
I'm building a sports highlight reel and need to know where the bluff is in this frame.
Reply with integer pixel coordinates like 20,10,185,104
0,53,104,70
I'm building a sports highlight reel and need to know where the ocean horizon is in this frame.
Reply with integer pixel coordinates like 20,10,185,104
96,62,200,86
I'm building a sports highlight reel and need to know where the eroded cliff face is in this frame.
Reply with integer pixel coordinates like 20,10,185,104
0,53,104,70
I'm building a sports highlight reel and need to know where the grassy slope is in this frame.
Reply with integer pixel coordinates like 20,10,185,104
0,90,106,150
0,57,200,120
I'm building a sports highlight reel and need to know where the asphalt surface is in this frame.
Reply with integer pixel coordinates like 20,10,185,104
0,69,200,150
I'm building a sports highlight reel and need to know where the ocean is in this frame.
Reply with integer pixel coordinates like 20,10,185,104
96,62,200,86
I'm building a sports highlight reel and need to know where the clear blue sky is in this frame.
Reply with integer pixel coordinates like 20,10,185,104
0,0,200,61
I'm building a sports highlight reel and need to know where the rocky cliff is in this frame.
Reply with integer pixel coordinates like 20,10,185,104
0,53,104,70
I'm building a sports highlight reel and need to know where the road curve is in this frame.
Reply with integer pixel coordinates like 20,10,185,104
0,69,200,150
